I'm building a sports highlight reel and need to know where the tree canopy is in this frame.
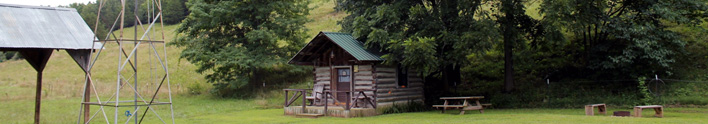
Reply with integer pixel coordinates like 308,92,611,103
337,0,499,95
172,0,311,97
67,0,189,39
541,0,708,78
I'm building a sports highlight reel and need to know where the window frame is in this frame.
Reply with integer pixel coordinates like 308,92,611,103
396,64,408,88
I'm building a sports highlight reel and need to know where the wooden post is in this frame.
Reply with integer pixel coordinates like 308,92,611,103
324,92,328,116
35,71,42,124
21,49,52,124
345,91,350,110
301,90,306,113
83,78,91,123
284,90,288,107
67,49,92,123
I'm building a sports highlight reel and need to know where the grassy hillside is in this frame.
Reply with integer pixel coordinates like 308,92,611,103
0,0,345,123
305,0,345,36
0,24,207,100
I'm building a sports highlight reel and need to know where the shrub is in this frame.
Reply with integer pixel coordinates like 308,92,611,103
637,77,653,105
187,83,205,95
379,101,429,114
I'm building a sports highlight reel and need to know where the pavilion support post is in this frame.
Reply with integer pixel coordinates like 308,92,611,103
35,71,42,124
83,78,91,123
20,49,53,124
67,49,93,124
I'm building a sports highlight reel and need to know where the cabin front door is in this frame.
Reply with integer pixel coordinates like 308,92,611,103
334,68,351,103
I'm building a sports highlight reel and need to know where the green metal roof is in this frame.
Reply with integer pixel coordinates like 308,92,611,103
320,32,384,61
288,32,384,65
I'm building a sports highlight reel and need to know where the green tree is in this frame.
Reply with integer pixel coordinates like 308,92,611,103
337,0,499,95
494,0,556,92
541,0,708,78
69,0,144,39
161,0,188,24
71,2,108,39
141,0,188,24
172,0,311,97
0,52,5,62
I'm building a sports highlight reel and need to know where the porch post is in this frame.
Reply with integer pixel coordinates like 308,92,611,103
302,90,306,113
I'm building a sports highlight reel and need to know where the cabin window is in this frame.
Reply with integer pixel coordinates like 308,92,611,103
396,64,408,88
338,69,351,82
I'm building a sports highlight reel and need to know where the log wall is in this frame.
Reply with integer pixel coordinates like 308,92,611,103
314,66,331,91
312,65,424,108
353,65,375,96
374,66,425,108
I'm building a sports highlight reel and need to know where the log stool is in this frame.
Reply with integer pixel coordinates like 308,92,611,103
585,103,606,116
633,105,663,118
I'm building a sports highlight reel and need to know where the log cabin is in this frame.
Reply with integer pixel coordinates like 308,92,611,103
284,32,424,118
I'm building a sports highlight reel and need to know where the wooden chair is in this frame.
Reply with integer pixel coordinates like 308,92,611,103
306,84,325,106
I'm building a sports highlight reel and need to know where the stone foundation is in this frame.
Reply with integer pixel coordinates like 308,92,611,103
284,106,378,118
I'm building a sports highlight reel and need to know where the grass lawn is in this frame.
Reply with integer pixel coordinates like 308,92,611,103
157,102,708,124
4,95,707,123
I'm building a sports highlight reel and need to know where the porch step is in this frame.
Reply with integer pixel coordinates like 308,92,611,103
295,113,324,118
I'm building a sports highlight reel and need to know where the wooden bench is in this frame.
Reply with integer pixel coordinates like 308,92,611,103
433,96,485,115
634,105,663,118
585,103,606,116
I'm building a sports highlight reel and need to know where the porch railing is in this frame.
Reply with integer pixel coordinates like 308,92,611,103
323,89,377,114
284,89,377,115
283,89,309,113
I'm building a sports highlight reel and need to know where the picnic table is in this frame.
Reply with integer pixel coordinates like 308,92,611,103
433,96,485,115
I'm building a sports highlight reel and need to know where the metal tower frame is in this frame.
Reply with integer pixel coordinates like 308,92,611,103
77,0,174,123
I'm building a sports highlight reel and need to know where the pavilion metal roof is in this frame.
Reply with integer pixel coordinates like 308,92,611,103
0,3,96,50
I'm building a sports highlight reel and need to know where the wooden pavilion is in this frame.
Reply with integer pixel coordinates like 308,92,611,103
285,32,424,118
0,3,97,123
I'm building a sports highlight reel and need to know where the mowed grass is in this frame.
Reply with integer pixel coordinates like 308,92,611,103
142,101,708,124
1,95,255,123
4,95,708,123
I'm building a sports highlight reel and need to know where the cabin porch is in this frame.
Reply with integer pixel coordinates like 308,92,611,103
283,89,378,118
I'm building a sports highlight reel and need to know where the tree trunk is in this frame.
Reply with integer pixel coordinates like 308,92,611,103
501,0,517,93
504,35,514,92
442,64,461,93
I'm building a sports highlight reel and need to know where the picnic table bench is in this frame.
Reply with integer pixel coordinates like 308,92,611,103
634,105,663,118
433,96,485,115
585,103,606,116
